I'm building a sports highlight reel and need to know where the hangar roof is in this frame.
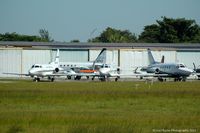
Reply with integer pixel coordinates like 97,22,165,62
0,41,200,50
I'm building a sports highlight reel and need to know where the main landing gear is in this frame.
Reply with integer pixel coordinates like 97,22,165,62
74,76,81,80
33,77,40,82
174,77,186,82
157,77,167,82
48,77,55,82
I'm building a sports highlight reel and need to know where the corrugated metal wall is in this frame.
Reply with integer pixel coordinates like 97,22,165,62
150,50,177,63
0,49,51,77
89,50,102,61
22,50,51,74
177,51,200,69
89,49,118,65
1,48,200,78
120,49,148,74
0,49,22,77
52,49,88,62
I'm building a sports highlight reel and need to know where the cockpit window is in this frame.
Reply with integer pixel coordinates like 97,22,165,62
101,64,110,68
177,64,185,68
31,65,42,68
179,64,185,68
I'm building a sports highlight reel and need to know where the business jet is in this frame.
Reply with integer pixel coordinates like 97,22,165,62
59,48,106,80
193,63,200,80
3,49,77,82
135,49,194,81
96,63,120,81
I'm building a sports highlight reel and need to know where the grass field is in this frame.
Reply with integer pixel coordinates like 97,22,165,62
0,80,200,133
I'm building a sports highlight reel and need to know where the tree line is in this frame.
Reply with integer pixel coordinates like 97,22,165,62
0,29,53,42
1,17,200,43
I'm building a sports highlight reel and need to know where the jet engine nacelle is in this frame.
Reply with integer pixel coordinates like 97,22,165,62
54,68,59,73
155,68,160,74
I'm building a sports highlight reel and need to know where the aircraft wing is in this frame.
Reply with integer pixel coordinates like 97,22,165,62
76,73,99,76
44,71,99,77
137,73,169,77
3,72,30,76
118,73,169,77
195,73,200,76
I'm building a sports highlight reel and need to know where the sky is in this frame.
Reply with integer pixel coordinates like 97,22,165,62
0,0,200,42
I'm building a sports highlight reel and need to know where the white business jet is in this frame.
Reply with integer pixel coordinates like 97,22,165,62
59,48,107,80
80,63,120,81
3,49,76,82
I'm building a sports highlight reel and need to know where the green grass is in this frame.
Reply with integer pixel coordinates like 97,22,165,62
0,80,200,133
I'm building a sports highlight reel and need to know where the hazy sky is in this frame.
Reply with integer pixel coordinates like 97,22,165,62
0,0,200,42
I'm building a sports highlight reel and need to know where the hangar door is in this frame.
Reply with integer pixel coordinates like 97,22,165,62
52,49,88,62
120,49,148,74
177,51,200,69
89,49,118,65
0,49,22,77
150,50,177,63
22,50,51,74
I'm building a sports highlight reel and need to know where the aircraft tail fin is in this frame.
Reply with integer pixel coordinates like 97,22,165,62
95,48,106,63
161,55,165,63
147,48,156,65
92,48,106,70
54,49,60,64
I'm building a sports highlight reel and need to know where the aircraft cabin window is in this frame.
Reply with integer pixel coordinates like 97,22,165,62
105,65,109,68
180,64,185,68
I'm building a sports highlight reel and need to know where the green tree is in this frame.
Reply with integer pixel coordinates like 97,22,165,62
138,24,160,43
0,32,43,41
0,29,54,42
39,29,53,42
88,27,137,43
139,17,200,43
70,39,80,43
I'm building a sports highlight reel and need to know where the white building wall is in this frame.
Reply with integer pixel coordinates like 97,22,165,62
52,49,88,62
0,48,199,78
89,49,118,65
150,50,177,64
120,49,148,74
0,49,22,77
89,50,101,61
106,50,118,65
177,51,200,69
22,50,51,74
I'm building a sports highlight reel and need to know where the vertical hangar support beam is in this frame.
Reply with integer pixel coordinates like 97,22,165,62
118,49,120,67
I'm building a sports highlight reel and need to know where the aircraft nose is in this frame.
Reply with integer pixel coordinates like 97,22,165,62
99,68,108,75
184,68,194,74
187,68,194,73
28,69,34,75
